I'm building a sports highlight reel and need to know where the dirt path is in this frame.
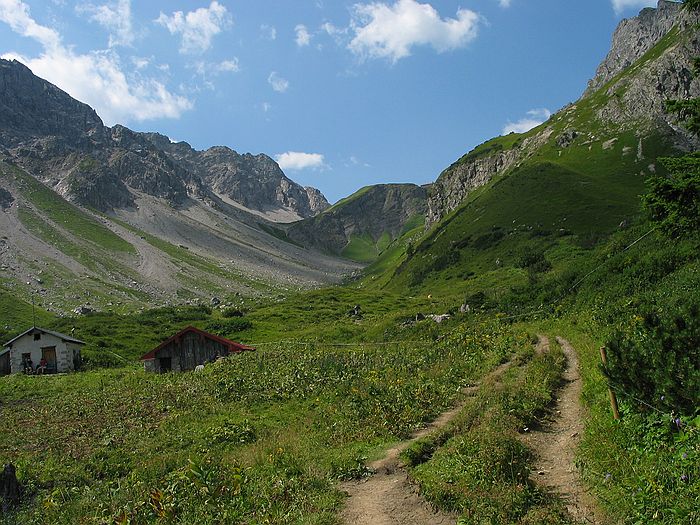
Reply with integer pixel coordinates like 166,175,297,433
339,360,514,525
520,337,604,524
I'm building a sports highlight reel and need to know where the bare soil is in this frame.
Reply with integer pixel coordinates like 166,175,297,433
339,359,513,525
520,336,605,524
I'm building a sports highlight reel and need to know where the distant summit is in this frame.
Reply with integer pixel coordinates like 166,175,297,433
0,58,328,220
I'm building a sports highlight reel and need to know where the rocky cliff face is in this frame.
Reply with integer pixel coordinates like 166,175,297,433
584,0,683,95
426,0,700,227
140,134,329,219
0,59,329,219
287,184,427,255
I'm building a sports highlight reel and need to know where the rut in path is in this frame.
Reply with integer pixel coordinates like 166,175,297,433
339,360,513,525
520,336,605,524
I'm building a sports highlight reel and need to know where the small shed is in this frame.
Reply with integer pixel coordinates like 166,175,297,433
140,326,255,373
2,327,85,375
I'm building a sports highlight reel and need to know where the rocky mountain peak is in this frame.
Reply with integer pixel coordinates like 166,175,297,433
0,59,107,149
585,0,685,95
0,59,330,220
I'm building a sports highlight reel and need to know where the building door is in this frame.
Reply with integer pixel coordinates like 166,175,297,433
159,357,172,372
41,347,57,371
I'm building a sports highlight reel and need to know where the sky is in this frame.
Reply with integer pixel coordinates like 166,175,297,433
0,0,664,203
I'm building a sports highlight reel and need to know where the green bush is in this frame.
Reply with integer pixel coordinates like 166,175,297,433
204,317,253,336
604,301,700,415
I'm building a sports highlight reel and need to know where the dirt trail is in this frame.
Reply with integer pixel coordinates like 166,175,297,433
520,336,604,524
339,360,513,525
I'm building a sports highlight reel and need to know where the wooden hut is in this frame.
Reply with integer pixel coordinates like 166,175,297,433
140,326,254,373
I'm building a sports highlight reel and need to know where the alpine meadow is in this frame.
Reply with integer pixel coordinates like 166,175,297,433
0,1,698,524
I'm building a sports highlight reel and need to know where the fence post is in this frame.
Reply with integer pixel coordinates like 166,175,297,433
600,346,621,420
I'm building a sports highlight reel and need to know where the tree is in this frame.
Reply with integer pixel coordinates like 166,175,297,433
643,153,700,237
643,1,700,236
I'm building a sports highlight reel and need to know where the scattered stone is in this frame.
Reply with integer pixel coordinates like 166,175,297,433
557,129,578,148
618,220,629,229
459,303,471,314
602,138,618,150
415,312,425,321
210,297,221,306
428,314,451,324
73,305,94,315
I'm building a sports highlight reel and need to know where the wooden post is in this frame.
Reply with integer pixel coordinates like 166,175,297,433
600,346,621,420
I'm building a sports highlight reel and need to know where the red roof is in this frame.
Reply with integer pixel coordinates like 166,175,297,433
140,326,255,360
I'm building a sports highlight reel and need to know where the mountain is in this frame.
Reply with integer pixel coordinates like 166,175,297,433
0,58,328,221
385,0,700,292
286,184,428,262
0,59,355,313
140,133,328,222
426,0,699,227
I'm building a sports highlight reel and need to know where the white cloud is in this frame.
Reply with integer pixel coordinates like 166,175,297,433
502,108,551,135
268,71,289,93
498,0,512,7
77,0,135,47
276,151,326,171
295,24,311,46
611,0,656,15
155,1,231,54
0,0,62,49
131,56,150,69
216,58,239,73
0,0,191,124
348,0,480,63
262,102,272,112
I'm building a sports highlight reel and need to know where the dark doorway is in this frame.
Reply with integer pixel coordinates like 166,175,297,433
159,357,172,372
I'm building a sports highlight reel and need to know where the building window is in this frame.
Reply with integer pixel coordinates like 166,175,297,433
34,333,41,341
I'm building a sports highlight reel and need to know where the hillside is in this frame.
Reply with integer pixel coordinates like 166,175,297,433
286,183,428,262
384,0,700,300
0,59,364,314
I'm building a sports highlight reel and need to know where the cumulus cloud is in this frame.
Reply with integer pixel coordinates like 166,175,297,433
268,71,289,93
0,0,62,49
77,0,135,47
611,0,657,15
498,0,512,7
295,24,311,46
0,0,191,124
502,108,551,135
155,1,231,54
276,151,326,171
348,0,480,63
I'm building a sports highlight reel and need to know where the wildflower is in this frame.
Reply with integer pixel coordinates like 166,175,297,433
680,474,689,483
674,417,683,429
604,472,612,481
682,452,688,460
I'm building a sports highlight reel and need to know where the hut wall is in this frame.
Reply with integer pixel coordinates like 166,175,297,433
154,332,230,372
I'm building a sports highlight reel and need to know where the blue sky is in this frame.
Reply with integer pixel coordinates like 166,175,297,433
0,0,662,202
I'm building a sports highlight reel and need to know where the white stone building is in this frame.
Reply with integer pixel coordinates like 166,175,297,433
0,327,85,375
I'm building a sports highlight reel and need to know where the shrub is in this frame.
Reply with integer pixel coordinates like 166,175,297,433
604,301,700,415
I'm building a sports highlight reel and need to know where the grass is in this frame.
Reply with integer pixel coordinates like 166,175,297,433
402,337,572,524
0,319,520,524
3,162,135,255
